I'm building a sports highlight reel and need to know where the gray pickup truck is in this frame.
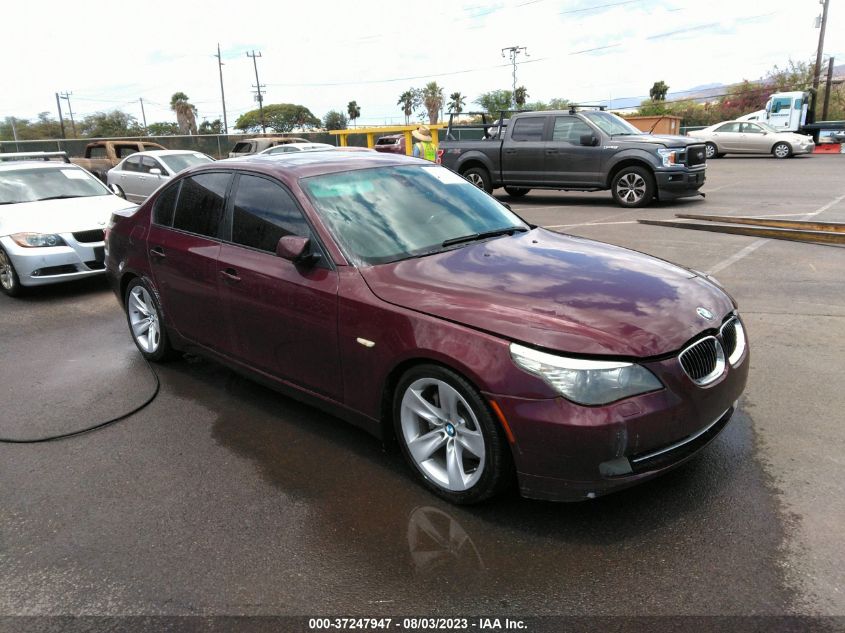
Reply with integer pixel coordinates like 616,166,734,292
438,107,707,208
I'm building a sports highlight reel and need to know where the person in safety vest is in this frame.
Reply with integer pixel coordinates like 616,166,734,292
412,125,436,161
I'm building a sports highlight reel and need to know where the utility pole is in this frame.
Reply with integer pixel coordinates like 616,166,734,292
247,50,266,134
215,43,229,134
501,46,528,109
59,92,76,137
139,98,148,134
10,117,20,151
810,0,830,123
822,56,835,121
54,92,66,139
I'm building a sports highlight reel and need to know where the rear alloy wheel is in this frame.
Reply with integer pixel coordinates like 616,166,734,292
704,142,719,159
0,246,22,297
772,142,792,159
504,186,530,197
611,166,655,208
461,167,493,194
394,365,511,504
125,278,174,362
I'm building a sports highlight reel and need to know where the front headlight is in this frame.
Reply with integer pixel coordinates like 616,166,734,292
657,148,678,167
10,232,68,248
510,343,663,405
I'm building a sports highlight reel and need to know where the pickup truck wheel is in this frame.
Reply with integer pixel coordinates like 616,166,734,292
462,167,493,194
611,166,655,208
772,142,792,159
504,187,530,197
705,143,719,159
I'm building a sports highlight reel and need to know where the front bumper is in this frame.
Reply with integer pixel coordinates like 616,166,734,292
655,168,706,200
0,233,106,287
489,337,749,502
794,143,815,155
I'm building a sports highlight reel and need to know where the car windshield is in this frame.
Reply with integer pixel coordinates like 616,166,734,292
0,166,110,205
301,165,528,265
582,111,642,136
158,153,213,173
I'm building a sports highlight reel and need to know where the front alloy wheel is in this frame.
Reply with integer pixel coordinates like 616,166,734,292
611,166,655,208
0,247,22,297
772,142,792,159
394,365,511,504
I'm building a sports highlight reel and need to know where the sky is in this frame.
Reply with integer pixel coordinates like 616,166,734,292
2,0,843,130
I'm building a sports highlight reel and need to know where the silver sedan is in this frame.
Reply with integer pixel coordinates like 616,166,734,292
107,150,213,203
688,121,815,159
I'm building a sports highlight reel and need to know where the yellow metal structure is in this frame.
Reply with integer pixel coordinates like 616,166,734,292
327,124,447,156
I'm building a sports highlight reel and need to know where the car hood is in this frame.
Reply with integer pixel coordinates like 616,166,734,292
359,229,734,357
0,195,136,236
617,134,702,148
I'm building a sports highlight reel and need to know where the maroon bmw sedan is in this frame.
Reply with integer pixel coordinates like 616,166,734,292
105,152,748,504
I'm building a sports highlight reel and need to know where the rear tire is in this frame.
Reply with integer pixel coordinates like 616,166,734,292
772,142,792,159
0,246,23,297
393,364,512,504
704,142,719,159
504,186,530,197
461,167,493,194
611,166,655,208
124,278,175,362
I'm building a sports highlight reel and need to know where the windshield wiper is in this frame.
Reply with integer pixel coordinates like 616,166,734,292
35,195,80,201
442,226,528,247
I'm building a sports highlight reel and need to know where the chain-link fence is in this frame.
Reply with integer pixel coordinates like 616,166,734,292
0,132,369,159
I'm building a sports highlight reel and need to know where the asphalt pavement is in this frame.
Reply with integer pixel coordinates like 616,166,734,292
1,155,843,626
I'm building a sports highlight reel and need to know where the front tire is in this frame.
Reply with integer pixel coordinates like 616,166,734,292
504,186,530,197
0,246,23,297
611,166,655,208
772,142,792,159
393,364,512,504
461,167,493,194
125,278,175,362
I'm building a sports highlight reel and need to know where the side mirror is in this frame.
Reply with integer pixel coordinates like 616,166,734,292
149,168,162,176
110,184,125,199
580,134,598,146
276,235,318,265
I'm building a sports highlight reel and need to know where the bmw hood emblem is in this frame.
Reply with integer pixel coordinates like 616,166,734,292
696,307,714,320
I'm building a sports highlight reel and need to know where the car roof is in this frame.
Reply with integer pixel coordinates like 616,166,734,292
122,150,207,158
0,161,85,172
212,150,426,179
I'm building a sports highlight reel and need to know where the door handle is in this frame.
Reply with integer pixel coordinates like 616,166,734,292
219,268,241,283
504,149,517,154
149,246,166,259
545,149,558,154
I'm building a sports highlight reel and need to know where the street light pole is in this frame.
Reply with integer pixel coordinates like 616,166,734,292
501,46,528,109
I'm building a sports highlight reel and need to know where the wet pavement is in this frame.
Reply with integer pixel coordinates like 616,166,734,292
1,157,844,620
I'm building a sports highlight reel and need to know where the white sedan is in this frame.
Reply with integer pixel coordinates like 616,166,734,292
107,150,213,203
688,121,815,159
0,161,136,296
258,142,336,155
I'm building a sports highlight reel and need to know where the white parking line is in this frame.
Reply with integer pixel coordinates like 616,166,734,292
707,192,845,275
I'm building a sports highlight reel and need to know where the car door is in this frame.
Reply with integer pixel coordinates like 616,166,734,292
216,173,342,399
711,122,742,151
118,155,145,203
501,115,549,185
544,115,603,186
739,123,771,153
146,172,231,351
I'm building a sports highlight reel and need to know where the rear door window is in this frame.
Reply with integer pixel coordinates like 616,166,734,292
153,182,181,227
230,174,311,253
511,117,547,141
172,173,231,238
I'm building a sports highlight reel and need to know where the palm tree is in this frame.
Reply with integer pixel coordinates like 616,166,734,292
170,92,198,135
421,82,444,125
514,86,529,109
347,100,361,127
397,89,418,125
447,91,465,114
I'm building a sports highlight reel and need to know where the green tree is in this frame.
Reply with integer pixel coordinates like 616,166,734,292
474,90,513,115
421,82,444,124
398,89,419,125
447,91,465,114
548,97,570,110
347,100,361,127
198,119,223,134
79,110,143,137
146,121,179,136
323,110,348,130
235,104,320,133
170,92,198,135
514,86,529,108
766,59,813,92
649,81,669,101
